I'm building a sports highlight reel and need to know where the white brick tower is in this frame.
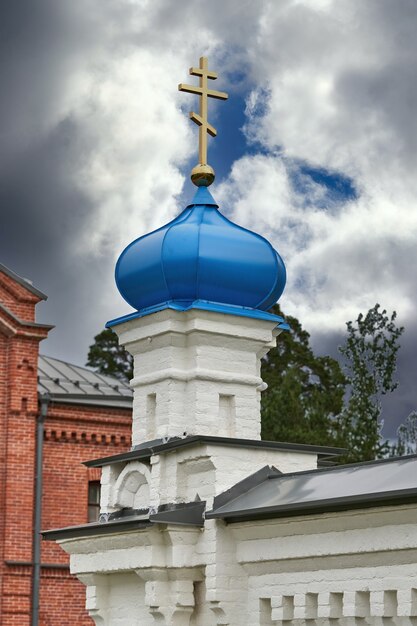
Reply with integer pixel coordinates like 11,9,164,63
112,307,282,445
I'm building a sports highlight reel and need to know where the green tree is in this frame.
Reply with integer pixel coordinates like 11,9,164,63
261,305,346,447
336,304,404,463
392,411,417,456
86,328,133,383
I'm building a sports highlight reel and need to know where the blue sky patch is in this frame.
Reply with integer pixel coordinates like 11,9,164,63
289,161,358,209
179,79,358,215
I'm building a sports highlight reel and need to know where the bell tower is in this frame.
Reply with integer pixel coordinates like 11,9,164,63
110,56,287,445
45,58,325,626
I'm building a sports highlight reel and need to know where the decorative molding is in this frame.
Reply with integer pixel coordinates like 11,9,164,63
256,588,417,623
111,461,151,509
44,428,129,446
17,357,34,372
131,366,263,388
136,568,202,626
209,601,230,625
78,574,109,626
0,303,53,336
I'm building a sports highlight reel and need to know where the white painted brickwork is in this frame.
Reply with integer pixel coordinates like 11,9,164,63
62,503,417,625
59,309,417,625
113,309,280,445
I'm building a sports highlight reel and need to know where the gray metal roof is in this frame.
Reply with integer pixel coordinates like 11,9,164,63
42,501,205,541
42,514,151,541
38,355,133,409
0,263,48,300
206,454,417,522
44,455,417,539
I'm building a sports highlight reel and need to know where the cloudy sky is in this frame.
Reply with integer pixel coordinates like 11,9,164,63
1,0,416,436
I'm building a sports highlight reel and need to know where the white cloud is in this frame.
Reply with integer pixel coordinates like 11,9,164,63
213,0,417,339
11,0,416,381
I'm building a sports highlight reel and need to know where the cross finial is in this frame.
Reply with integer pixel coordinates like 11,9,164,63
179,56,228,186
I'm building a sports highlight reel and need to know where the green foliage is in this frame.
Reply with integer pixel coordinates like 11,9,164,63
261,305,346,447
86,328,133,383
392,411,417,456
336,304,404,463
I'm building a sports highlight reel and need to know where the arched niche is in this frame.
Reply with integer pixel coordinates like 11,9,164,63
112,461,151,510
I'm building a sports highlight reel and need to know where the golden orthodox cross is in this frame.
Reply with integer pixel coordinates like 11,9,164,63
179,57,228,184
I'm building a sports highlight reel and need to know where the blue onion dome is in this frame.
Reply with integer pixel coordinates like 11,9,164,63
115,185,286,315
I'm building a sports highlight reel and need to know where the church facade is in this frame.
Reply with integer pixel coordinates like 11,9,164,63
43,186,417,625
43,58,417,625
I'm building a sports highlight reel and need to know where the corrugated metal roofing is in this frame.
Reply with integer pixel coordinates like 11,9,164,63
206,454,417,522
38,355,132,409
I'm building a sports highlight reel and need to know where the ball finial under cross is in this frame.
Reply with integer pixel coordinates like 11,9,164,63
190,164,215,187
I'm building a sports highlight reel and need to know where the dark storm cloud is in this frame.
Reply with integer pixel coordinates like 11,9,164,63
1,119,90,258
0,0,111,362
0,0,120,198
0,111,106,361
0,2,86,159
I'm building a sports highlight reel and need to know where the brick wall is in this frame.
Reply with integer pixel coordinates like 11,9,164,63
0,269,44,626
0,271,39,322
0,331,8,621
36,403,131,626
0,266,132,625
41,403,131,566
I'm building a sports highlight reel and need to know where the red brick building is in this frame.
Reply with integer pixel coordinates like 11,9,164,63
0,263,132,626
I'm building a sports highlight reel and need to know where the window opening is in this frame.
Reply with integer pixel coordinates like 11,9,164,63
88,481,101,522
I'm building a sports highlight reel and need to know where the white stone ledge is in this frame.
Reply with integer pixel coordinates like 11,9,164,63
131,367,263,388
230,505,417,541
69,542,207,575
115,309,279,346
236,522,417,564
